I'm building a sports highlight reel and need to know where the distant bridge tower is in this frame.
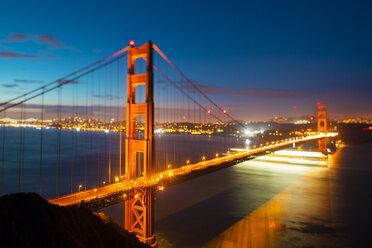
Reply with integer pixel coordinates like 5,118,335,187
317,103,327,153
125,41,156,246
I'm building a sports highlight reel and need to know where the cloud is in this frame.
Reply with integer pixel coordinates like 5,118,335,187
0,51,38,58
2,83,18,88
14,79,45,84
2,33,29,42
1,32,71,50
35,34,64,49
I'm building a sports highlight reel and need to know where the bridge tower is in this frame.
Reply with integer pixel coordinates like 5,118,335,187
317,103,327,153
125,41,156,246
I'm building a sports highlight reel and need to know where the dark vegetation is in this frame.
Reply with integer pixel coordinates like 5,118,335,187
0,193,150,248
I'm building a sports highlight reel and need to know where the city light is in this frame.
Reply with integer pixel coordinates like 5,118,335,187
129,40,135,46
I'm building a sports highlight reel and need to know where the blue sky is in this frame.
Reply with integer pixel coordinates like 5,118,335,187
0,0,371,120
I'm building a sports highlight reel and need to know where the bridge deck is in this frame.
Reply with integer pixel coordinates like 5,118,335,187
48,133,337,209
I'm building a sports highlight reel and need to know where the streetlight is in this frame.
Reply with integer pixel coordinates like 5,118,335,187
78,185,82,192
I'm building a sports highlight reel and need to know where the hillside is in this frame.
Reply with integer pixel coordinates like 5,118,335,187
0,193,150,248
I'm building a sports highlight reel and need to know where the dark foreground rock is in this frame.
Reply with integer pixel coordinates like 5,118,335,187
0,193,150,248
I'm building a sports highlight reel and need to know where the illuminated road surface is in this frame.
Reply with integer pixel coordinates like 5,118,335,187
49,133,336,207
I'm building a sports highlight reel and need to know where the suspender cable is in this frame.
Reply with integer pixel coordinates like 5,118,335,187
21,103,25,192
18,100,26,192
70,84,76,194
104,66,109,184
119,56,123,178
56,87,62,197
84,79,88,191
39,90,44,195
18,103,23,192
1,111,5,195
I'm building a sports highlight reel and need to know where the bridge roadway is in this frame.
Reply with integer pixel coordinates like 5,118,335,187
48,133,337,209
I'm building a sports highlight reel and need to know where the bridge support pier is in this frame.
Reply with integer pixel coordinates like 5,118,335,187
124,42,156,246
125,187,155,245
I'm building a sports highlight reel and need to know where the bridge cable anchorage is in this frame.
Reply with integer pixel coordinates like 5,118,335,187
152,44,245,129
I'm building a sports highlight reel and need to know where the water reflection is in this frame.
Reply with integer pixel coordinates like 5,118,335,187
203,167,331,248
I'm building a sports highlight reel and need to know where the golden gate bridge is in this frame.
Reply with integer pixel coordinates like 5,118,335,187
0,41,336,246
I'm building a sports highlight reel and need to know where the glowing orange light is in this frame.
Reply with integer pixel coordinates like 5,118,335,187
222,109,227,114
206,110,211,114
129,40,135,46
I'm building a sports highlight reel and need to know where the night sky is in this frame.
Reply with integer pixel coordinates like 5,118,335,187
1,0,371,120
